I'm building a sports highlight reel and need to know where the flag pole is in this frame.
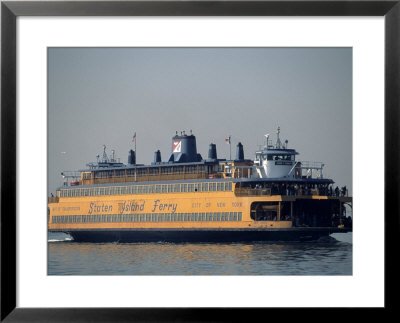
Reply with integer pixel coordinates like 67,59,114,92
229,135,231,160
133,132,137,181
225,135,232,160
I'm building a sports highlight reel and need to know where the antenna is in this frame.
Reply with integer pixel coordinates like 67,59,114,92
264,134,270,148
102,145,108,162
276,126,282,149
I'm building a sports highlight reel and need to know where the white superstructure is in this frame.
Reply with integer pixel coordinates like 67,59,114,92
252,127,324,179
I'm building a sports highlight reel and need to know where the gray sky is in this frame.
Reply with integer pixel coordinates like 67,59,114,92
48,47,352,195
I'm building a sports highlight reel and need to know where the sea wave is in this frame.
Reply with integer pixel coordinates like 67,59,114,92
48,237,73,242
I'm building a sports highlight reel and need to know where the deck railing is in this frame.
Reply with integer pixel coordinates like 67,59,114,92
48,196,59,203
235,188,272,196
234,187,348,197
81,172,210,185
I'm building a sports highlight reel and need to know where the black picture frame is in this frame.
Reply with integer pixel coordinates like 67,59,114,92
1,1,398,321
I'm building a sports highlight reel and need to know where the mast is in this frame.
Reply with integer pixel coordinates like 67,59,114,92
225,135,232,160
276,126,282,149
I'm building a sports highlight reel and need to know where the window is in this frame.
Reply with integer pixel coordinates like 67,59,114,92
149,167,159,175
174,166,184,174
202,183,208,192
186,165,195,173
137,168,147,175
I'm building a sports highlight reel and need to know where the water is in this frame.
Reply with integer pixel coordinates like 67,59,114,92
48,232,352,275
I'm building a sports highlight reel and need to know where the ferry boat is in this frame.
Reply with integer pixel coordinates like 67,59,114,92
48,128,352,242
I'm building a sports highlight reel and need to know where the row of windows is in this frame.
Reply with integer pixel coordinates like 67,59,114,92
52,212,242,224
84,165,223,179
267,155,294,161
59,182,233,198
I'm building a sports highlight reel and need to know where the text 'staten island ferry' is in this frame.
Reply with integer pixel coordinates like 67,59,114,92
48,128,352,242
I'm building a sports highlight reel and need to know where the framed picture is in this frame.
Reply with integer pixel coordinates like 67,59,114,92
1,0,398,321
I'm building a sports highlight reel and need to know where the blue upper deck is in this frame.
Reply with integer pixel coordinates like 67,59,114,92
59,129,334,190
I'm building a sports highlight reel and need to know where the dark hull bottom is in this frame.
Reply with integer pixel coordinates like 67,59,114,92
53,228,351,243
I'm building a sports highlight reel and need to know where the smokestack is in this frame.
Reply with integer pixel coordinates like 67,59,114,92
168,132,202,163
154,150,161,163
208,143,217,160
128,150,136,165
236,142,244,161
